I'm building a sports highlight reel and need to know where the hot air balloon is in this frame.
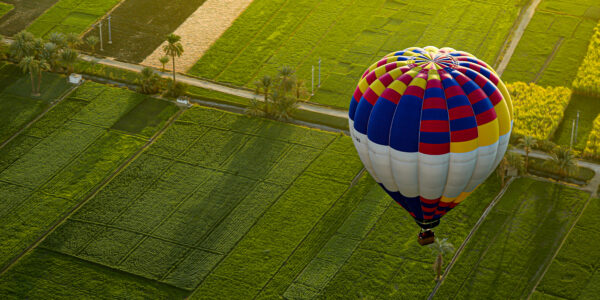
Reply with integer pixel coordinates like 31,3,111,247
348,46,513,245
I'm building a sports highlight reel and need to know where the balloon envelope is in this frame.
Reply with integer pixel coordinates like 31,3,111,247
348,46,513,229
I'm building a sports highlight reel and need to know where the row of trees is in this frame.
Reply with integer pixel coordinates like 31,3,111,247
572,20,600,97
247,66,307,121
7,31,80,96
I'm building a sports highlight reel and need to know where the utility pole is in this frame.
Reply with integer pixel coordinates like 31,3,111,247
108,16,112,45
98,20,103,51
311,65,314,96
570,119,575,149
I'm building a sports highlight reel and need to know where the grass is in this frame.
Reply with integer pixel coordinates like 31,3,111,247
502,0,600,86
553,95,600,150
111,97,179,138
82,0,207,63
528,157,596,184
0,2,13,18
435,177,590,299
26,0,120,37
0,81,177,271
188,0,524,109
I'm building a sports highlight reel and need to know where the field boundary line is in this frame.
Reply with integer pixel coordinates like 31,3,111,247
0,83,77,150
526,193,594,299
496,0,543,76
79,0,127,38
427,176,516,300
533,37,564,83
0,108,185,278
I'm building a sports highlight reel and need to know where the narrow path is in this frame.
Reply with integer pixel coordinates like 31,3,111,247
0,83,77,150
533,37,564,83
427,177,516,300
0,107,186,277
496,0,543,76
511,148,600,196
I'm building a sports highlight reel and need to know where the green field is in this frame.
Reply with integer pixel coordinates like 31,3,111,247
0,0,59,36
0,2,13,19
0,62,72,145
26,0,120,37
188,0,525,108
436,178,590,299
502,0,600,86
0,80,177,271
553,95,600,150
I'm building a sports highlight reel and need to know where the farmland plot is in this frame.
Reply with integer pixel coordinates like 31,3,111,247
0,0,59,36
0,81,177,271
189,0,524,109
435,178,590,299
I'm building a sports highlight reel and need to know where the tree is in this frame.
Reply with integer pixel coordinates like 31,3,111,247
163,34,183,83
136,67,161,94
271,89,298,121
546,146,578,180
41,42,58,71
65,33,82,49
10,31,36,61
60,48,78,74
518,135,537,173
48,32,67,50
159,56,169,72
254,75,272,114
19,56,48,96
277,65,295,94
85,36,99,53
245,97,264,117
427,238,455,282
293,79,308,102
497,151,524,187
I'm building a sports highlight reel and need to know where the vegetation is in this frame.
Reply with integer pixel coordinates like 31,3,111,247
428,238,455,281
136,67,161,95
436,178,590,299
572,20,600,97
247,66,302,121
159,56,169,72
26,0,120,37
507,82,572,140
545,146,579,180
0,2,13,19
497,150,524,187
163,33,183,83
0,0,59,36
518,135,537,173
553,95,600,150
583,114,600,160
188,0,524,108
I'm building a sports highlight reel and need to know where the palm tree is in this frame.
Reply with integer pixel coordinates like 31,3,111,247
10,31,35,60
159,56,169,72
245,97,264,117
518,136,537,173
497,151,524,187
254,75,272,114
162,33,183,83
546,146,578,180
272,90,298,121
277,65,296,94
85,36,99,53
60,48,78,74
41,42,58,71
19,56,42,96
48,32,67,50
294,79,308,102
427,238,455,281
65,33,82,49
136,67,161,94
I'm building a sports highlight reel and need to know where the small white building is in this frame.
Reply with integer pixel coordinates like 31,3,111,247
69,73,83,85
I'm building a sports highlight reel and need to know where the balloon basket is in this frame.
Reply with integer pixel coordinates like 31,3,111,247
418,229,435,246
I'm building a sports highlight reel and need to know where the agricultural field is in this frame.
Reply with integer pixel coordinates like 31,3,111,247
188,0,526,108
436,178,591,299
83,0,207,63
572,19,600,97
0,2,13,19
502,0,600,87
553,95,600,150
0,0,59,36
533,196,600,300
26,0,120,38
0,80,178,271
583,115,600,159
507,82,572,140
0,62,72,145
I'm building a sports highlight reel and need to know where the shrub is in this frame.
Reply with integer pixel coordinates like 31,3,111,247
572,21,600,97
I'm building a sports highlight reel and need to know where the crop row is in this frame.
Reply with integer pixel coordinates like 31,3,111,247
507,82,572,140
436,178,589,299
533,196,599,299
503,0,600,86
572,20,600,97
26,0,120,37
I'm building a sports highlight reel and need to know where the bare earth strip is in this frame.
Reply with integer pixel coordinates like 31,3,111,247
141,0,254,72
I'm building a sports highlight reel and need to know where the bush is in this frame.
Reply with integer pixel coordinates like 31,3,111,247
164,80,188,98
572,21,600,97
583,115,600,160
